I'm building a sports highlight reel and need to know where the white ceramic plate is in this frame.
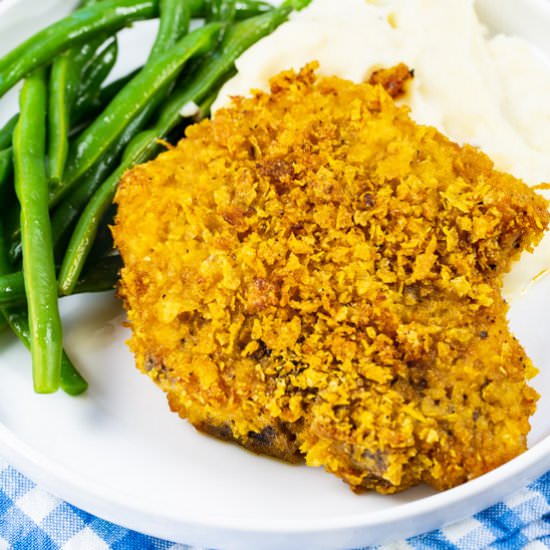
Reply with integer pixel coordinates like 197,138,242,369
1,1,550,549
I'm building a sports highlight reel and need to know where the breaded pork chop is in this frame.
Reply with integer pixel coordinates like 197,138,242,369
113,64,549,493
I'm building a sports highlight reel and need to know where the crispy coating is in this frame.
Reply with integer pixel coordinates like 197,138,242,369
113,64,549,493
367,62,413,98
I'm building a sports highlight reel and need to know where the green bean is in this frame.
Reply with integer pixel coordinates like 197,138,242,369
8,67,147,266
100,69,142,104
0,193,87,394
59,357,87,394
149,0,191,60
8,40,122,258
2,308,88,395
0,115,18,150
202,0,272,19
58,3,302,295
234,0,272,18
0,0,170,99
0,255,122,308
72,68,142,129
73,37,106,72
73,36,114,98
47,0,101,183
206,0,236,43
9,113,138,267
56,22,222,205
0,245,86,396
0,148,12,198
0,218,14,289
206,0,237,23
0,272,23,305
12,71,159,264
51,110,146,253
13,68,62,393
59,352,89,395
47,0,107,185
52,1,192,250
0,0,271,101
9,67,141,258
3,200,21,265
72,38,119,124
48,53,82,186
82,39,119,92
48,34,115,186
4,0,184,269
132,0,192,108
52,158,120,255
0,220,15,338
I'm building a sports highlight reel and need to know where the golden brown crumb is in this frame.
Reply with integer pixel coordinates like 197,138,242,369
113,63,549,493
368,62,413,98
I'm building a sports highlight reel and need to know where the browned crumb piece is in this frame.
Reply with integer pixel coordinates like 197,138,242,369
368,62,413,98
113,63,549,494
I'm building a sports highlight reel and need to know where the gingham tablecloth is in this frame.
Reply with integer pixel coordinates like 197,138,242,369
1,455,550,549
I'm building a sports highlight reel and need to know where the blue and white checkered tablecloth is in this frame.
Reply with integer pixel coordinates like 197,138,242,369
1,455,550,549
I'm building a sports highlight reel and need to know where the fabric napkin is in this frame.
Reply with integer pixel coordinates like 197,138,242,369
1,455,550,549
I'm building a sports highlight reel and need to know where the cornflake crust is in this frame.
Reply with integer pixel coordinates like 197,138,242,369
113,63,549,494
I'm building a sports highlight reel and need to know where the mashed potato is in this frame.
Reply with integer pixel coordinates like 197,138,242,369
213,0,550,296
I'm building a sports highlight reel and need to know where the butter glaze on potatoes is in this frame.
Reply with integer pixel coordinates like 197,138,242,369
113,64,549,493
